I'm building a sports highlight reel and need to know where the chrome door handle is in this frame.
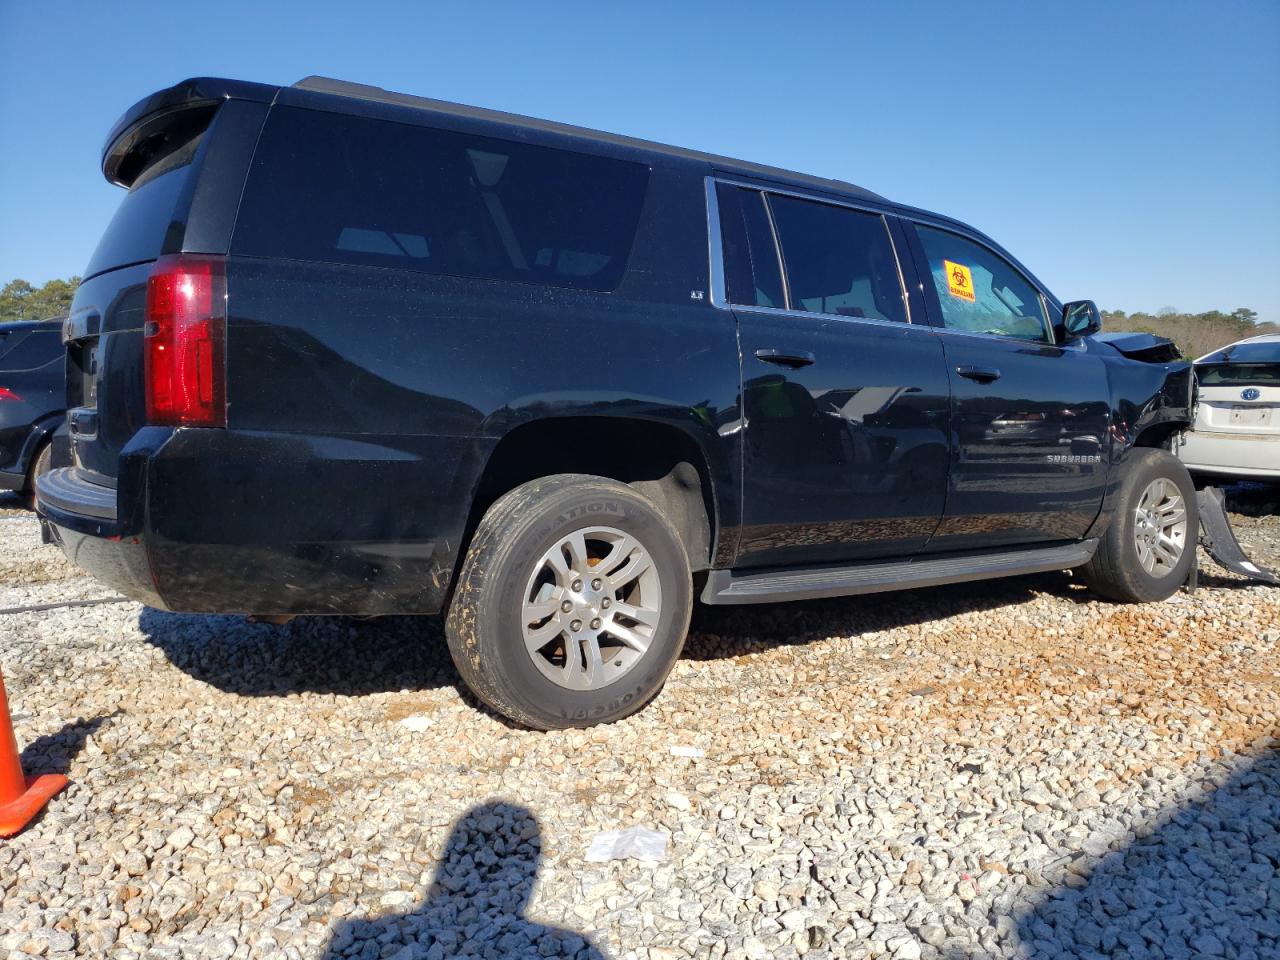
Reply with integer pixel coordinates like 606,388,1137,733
956,365,1001,383
755,348,815,368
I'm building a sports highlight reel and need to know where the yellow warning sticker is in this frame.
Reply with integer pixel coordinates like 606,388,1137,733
944,260,976,302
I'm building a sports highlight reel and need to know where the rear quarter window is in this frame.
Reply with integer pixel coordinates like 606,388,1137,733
232,107,651,293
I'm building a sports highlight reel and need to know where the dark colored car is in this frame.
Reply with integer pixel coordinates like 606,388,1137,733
0,319,64,500
39,77,1197,728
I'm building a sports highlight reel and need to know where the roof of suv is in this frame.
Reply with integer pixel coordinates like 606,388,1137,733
104,76,888,205
288,76,889,204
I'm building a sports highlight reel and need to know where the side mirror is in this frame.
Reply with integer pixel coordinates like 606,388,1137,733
1061,300,1102,341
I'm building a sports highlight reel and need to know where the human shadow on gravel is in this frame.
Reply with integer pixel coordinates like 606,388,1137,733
320,801,608,960
974,748,1280,960
138,609,462,697
18,712,118,776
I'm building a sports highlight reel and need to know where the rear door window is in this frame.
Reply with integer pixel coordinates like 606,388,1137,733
912,225,1050,342
716,184,785,309
233,107,651,292
766,195,907,323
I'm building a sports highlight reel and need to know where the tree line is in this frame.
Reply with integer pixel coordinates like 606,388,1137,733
1,274,1275,361
1102,308,1278,361
1,277,81,323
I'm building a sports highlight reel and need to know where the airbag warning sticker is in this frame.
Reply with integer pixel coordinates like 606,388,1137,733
944,260,975,301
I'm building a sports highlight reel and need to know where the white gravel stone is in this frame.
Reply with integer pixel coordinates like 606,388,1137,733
1,488,1278,959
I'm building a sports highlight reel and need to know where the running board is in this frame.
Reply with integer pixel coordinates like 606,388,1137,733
1197,487,1280,585
702,540,1099,605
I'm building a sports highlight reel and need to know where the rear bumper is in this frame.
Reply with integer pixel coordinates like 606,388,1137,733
1180,431,1280,479
35,467,161,605
36,426,488,616
40,514,163,607
36,467,117,521
0,468,25,492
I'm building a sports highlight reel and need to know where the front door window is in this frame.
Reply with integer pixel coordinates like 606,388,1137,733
914,225,1050,343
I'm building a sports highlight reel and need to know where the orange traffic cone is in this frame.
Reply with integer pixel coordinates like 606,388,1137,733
0,669,68,838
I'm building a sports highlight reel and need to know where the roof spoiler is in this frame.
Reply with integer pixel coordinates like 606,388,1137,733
101,78,278,187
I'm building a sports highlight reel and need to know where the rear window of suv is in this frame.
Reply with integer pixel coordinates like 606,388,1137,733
83,125,207,280
232,107,651,292
1197,341,1280,386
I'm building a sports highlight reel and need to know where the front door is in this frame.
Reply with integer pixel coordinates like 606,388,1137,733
714,183,952,568
905,222,1111,551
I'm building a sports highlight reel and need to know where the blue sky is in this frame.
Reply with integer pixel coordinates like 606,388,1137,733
2,0,1277,321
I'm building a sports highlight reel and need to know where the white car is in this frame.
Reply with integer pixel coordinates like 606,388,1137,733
1180,334,1280,480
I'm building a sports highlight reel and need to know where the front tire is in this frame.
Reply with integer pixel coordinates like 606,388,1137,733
445,474,692,729
1078,448,1198,602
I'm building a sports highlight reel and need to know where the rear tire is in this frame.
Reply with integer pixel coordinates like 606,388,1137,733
1078,448,1197,602
23,442,53,509
445,474,692,729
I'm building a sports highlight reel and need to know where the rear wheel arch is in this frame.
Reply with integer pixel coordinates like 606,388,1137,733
462,417,718,575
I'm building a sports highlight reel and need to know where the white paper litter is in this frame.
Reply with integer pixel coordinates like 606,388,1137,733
669,745,705,758
398,715,435,732
584,826,669,863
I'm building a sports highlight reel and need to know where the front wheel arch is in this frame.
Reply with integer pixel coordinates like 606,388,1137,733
1077,447,1198,602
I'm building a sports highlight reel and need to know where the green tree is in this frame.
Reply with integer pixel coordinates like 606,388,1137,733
1230,307,1259,326
1103,306,1274,360
0,276,80,322
0,279,37,320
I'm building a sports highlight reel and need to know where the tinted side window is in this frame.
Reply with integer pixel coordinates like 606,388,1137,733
913,225,1049,342
233,107,651,292
767,195,906,323
716,184,785,308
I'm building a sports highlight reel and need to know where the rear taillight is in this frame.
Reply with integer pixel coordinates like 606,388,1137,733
144,254,227,427
0,387,20,401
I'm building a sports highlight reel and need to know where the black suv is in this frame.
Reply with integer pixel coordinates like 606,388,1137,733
1,318,64,500
39,77,1196,728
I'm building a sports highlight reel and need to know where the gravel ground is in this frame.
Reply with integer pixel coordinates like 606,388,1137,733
0,488,1277,960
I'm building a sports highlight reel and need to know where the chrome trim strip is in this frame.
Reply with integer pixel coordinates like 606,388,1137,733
732,302,933,334
883,219,912,325
704,176,727,308
758,192,791,311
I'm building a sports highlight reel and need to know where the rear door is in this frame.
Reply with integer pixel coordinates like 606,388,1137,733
903,221,1111,551
713,181,952,569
